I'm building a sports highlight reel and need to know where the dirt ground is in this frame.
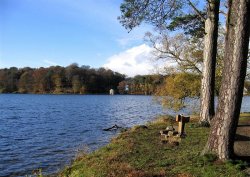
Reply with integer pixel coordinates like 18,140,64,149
234,118,250,175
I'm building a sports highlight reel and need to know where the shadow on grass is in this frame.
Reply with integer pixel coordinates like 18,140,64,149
235,134,250,141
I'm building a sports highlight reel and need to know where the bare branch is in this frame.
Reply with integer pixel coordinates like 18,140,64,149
187,0,206,21
219,10,227,16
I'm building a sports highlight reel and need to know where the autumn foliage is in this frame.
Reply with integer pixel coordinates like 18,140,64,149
0,64,125,94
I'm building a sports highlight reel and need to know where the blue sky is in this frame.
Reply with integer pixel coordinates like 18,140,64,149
0,0,155,76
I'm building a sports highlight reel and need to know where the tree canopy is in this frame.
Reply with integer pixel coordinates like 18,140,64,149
119,0,185,30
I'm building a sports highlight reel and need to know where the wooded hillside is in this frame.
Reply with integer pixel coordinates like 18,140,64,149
0,64,125,94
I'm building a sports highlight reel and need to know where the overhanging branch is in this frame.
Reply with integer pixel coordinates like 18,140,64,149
187,0,206,22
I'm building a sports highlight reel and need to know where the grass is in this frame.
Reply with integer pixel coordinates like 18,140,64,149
239,112,250,122
59,114,249,177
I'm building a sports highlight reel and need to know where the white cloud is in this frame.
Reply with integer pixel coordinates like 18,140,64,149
103,44,156,77
116,38,135,47
43,59,58,66
116,35,143,47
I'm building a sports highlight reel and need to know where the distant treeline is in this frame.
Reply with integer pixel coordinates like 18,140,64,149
0,64,165,95
1,64,249,96
118,75,164,95
0,64,125,94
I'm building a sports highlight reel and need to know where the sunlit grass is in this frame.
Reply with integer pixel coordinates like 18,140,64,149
59,114,249,177
240,112,250,121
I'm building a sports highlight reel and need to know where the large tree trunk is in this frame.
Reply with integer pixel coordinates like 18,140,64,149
203,0,250,160
200,0,220,124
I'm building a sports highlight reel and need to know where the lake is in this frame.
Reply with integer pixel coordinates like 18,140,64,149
0,95,249,176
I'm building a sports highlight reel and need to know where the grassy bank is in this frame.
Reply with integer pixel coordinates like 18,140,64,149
59,114,249,177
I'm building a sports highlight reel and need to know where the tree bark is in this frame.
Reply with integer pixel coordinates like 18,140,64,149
200,0,220,124
203,0,250,160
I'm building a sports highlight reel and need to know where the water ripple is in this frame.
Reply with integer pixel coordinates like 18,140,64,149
0,94,249,176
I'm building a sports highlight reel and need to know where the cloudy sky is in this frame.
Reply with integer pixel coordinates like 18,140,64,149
0,0,158,76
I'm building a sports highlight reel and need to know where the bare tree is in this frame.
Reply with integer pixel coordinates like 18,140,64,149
145,32,203,74
119,0,220,124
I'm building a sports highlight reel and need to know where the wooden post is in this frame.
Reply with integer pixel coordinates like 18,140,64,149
176,114,190,136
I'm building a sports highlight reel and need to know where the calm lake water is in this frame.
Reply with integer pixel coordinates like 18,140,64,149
0,95,249,177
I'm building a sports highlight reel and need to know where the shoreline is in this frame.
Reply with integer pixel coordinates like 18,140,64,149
0,92,114,95
57,114,250,177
